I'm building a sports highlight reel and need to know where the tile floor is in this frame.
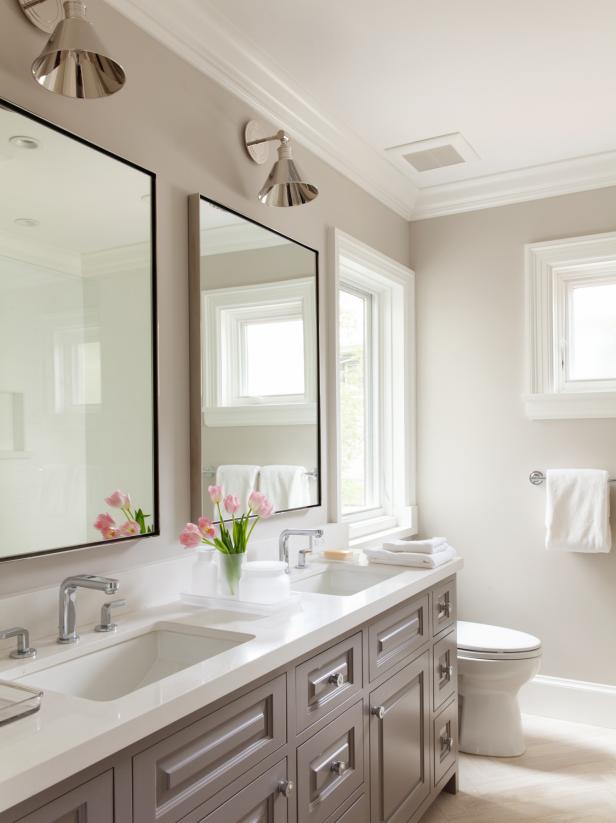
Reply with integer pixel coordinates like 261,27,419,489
422,715,616,822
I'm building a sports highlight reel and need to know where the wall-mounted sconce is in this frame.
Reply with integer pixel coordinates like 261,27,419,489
244,120,319,207
17,0,126,99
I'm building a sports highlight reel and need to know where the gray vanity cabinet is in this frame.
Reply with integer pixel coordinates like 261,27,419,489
1,577,458,823
14,772,113,823
193,759,289,823
368,652,431,823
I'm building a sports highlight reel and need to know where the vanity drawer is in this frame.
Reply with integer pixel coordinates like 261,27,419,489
191,758,290,823
133,674,286,823
296,700,364,823
432,577,456,636
368,594,429,682
295,633,362,733
432,631,457,711
433,699,458,786
326,792,369,823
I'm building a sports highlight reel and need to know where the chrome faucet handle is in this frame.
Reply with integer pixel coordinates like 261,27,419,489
0,627,36,660
295,548,313,569
95,599,126,633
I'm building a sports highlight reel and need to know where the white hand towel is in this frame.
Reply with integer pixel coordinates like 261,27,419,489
215,465,260,516
383,537,448,554
259,465,310,511
545,469,612,553
365,545,457,569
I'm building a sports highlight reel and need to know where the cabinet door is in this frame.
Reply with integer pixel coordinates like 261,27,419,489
197,759,289,823
369,651,430,823
15,772,113,823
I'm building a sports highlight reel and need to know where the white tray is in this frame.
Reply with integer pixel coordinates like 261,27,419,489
180,591,303,615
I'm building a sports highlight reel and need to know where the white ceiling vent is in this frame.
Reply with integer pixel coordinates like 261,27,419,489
386,132,478,178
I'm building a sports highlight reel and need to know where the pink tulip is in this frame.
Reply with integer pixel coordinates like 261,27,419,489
105,490,130,509
102,526,120,540
180,523,202,548
198,517,217,539
248,490,264,511
94,512,115,532
223,495,240,515
259,499,274,519
119,520,141,537
208,485,224,504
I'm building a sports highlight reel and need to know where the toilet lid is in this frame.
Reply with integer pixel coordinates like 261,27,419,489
457,621,541,655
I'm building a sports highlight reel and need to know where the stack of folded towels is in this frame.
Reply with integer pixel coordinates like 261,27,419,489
365,537,457,569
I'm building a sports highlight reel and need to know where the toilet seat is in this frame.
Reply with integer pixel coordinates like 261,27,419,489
457,620,542,661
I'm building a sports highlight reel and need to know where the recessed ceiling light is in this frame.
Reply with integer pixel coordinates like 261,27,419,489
9,135,40,150
14,217,40,228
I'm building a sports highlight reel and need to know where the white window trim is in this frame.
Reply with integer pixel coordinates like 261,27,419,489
202,277,317,427
332,229,417,539
525,231,616,420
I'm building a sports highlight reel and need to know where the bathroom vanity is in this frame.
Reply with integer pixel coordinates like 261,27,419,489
0,562,460,823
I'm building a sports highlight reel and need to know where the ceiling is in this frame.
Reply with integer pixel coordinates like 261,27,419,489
0,106,151,267
106,0,616,219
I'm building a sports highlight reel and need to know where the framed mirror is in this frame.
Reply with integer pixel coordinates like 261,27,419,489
0,98,158,561
189,195,321,522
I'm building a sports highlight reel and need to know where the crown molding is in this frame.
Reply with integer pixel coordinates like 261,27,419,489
412,150,616,220
104,0,417,219
105,0,616,222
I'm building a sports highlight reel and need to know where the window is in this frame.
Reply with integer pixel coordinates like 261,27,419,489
54,326,102,413
339,286,377,515
334,229,416,539
203,278,317,426
526,232,616,419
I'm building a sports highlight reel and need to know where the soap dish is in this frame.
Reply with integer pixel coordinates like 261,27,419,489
0,679,43,726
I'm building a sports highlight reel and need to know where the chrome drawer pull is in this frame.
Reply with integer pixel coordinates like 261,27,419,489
277,779,294,797
330,760,348,775
439,663,454,679
440,735,454,751
438,601,452,619
371,705,386,720
328,672,344,687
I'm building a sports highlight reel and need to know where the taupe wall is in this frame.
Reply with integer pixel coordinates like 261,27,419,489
0,0,411,595
411,188,616,685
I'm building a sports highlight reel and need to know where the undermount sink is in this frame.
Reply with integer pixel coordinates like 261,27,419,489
19,625,253,702
291,563,405,596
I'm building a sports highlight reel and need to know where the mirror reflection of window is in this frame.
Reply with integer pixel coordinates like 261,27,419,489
198,198,320,521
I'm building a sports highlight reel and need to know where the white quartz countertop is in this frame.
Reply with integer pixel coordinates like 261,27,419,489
0,557,462,813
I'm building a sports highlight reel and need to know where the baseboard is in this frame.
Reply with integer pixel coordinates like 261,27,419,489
520,674,616,728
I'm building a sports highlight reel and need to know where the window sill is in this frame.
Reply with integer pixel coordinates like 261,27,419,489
350,524,418,551
524,392,616,420
348,506,418,549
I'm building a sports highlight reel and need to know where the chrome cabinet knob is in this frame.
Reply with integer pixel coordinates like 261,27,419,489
328,672,344,687
277,779,294,797
371,705,386,720
330,760,348,775
438,601,452,619
439,663,454,679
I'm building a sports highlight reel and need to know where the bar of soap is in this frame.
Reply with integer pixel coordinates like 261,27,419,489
322,549,353,560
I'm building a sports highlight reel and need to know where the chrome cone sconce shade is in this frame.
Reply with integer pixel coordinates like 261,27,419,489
20,0,126,99
244,120,318,207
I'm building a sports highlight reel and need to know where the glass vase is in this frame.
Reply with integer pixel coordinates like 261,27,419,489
216,551,246,598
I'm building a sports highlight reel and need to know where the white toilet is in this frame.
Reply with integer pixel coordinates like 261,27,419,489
457,620,542,757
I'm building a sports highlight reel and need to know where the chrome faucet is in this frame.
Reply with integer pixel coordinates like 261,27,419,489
279,528,324,573
58,575,119,644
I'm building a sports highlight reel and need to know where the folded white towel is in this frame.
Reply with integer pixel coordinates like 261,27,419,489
365,545,457,569
545,469,612,553
215,464,260,517
259,465,310,511
383,537,448,554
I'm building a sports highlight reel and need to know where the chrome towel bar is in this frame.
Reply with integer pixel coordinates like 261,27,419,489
529,470,616,486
